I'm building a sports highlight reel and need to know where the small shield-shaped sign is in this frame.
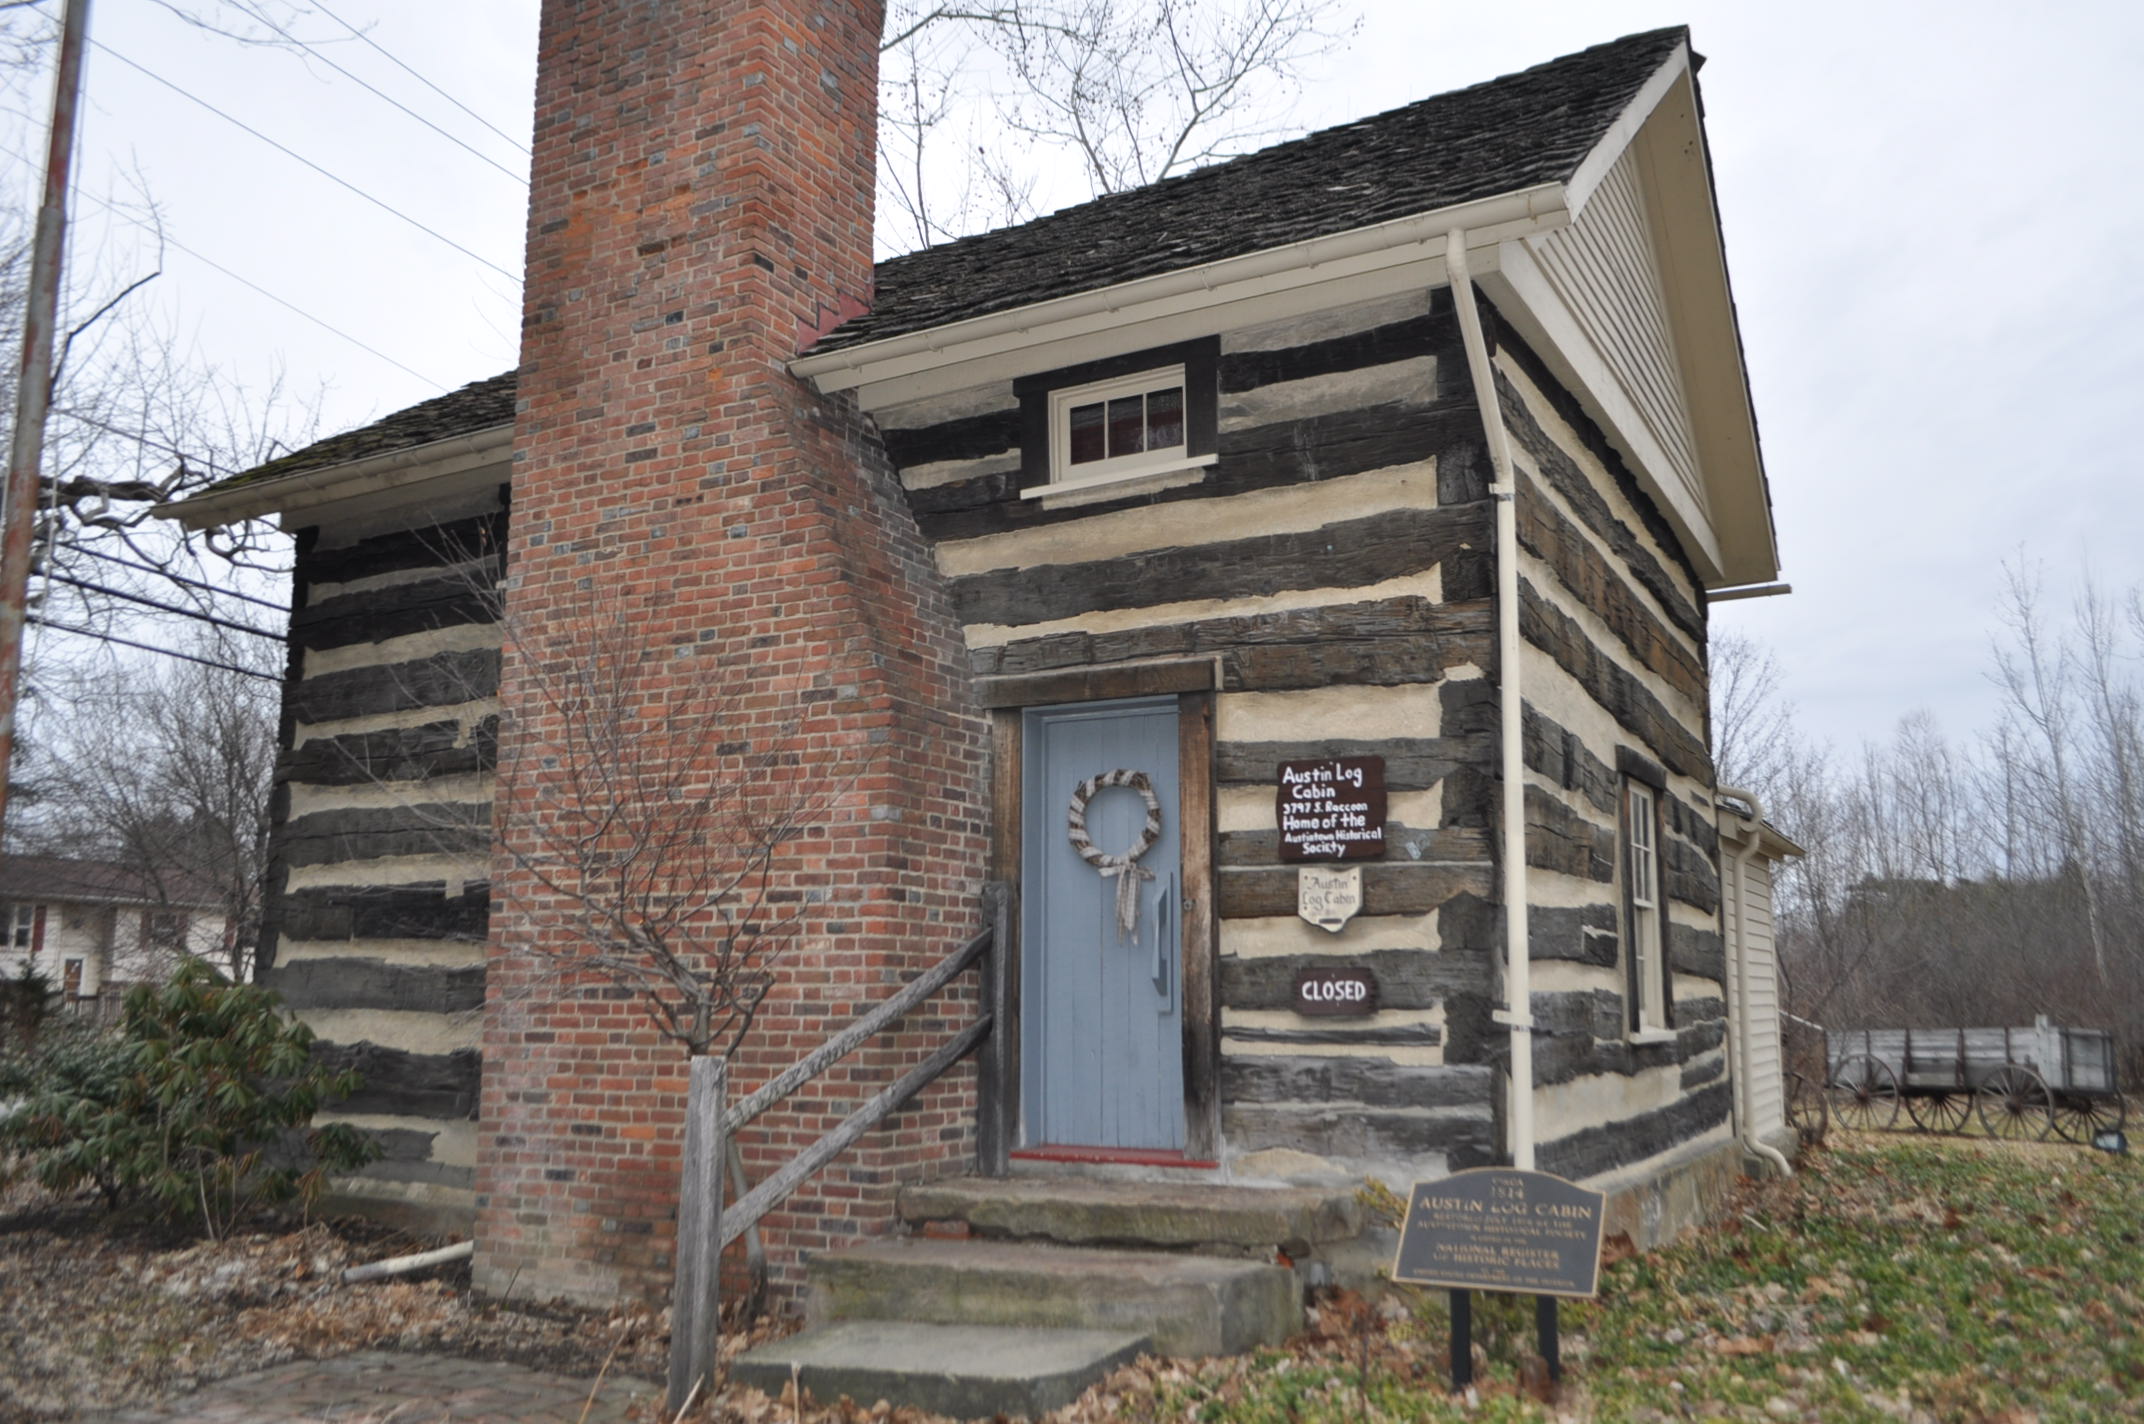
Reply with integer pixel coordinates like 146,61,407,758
1297,864,1362,933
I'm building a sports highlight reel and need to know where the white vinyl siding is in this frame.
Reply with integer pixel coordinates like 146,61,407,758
1726,853,1785,1138
1527,147,1704,521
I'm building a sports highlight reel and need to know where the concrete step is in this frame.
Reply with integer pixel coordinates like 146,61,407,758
900,1176,1362,1256
732,1321,1148,1421
806,1237,1299,1356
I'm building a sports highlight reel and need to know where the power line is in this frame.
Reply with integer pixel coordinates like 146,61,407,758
0,136,450,390
41,570,282,640
67,544,289,611
25,613,281,681
310,0,532,158
92,40,522,285
235,8,527,186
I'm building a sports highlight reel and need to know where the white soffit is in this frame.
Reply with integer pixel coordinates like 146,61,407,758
1636,68,1779,589
1484,49,1778,588
159,425,513,530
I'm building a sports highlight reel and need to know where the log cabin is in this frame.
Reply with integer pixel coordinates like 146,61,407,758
166,3,1800,1367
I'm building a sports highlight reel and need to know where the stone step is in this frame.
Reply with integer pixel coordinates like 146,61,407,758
732,1321,1149,1421
899,1175,1362,1255
806,1237,1299,1356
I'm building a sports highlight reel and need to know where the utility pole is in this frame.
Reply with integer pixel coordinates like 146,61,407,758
0,0,93,843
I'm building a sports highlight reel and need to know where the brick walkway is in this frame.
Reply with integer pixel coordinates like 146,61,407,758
100,1352,658,1424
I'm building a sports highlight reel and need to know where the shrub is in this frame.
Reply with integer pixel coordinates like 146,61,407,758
0,961,52,1051
0,960,377,1236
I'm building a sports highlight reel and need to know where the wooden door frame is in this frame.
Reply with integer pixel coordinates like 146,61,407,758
981,659,1221,1162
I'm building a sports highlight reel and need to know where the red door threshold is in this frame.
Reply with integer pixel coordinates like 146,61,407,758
1010,1144,1219,1169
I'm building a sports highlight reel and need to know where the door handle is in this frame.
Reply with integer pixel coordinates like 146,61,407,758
1152,871,1174,1004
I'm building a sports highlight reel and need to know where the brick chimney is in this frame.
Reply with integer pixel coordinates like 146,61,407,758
477,0,989,1303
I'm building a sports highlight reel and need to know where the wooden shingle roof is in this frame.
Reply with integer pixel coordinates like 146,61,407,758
201,27,1687,492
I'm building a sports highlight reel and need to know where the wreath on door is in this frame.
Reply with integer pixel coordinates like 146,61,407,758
1066,769,1163,945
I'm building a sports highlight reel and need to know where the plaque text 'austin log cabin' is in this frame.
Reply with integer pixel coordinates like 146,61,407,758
1276,756,1387,862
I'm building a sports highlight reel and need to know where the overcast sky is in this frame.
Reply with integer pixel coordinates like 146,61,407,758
7,0,2140,756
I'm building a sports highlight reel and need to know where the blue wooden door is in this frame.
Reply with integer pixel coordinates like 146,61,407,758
1021,697,1184,1151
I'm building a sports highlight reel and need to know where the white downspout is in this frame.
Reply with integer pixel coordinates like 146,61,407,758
1445,230,1534,1171
1717,785,1791,1178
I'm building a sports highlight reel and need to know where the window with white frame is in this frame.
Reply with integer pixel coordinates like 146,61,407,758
1050,367,1190,485
2,903,32,949
1623,779,1670,1035
1015,339,1219,500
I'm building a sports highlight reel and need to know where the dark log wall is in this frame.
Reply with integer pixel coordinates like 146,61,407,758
255,286,1737,1206
877,291,1505,1180
1489,305,1734,1185
257,497,506,1218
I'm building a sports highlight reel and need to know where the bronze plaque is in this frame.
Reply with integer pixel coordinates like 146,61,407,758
1391,1168,1607,1298
1292,965,1379,1016
1276,757,1386,862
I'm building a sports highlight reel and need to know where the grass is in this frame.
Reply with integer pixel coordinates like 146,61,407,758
1081,1132,2142,1424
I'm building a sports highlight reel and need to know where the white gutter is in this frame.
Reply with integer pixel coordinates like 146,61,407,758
1706,583,1792,603
1446,228,1534,1172
1717,784,1792,1179
157,424,514,530
793,184,1571,398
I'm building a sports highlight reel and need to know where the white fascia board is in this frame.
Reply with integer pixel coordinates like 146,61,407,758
1485,240,1727,583
792,185,1569,411
1632,70,1779,589
1564,41,1692,223
159,424,514,530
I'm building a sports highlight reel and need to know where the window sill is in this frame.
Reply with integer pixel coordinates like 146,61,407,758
1023,452,1218,508
1628,1027,1679,1046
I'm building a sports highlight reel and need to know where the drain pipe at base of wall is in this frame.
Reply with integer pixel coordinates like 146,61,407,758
1444,229,1535,1173
1716,785,1793,1179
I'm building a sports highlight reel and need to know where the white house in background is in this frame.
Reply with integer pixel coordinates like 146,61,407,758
0,855,231,1008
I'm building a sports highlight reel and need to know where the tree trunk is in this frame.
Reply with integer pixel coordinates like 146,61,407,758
667,1055,727,1414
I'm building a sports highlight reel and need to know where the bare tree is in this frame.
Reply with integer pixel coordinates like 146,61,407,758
355,550,855,1066
1990,559,2108,985
1710,629,1795,802
14,626,279,980
878,0,1357,250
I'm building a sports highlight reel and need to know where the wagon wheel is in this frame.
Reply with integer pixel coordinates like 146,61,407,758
1906,1090,1973,1135
2051,1090,2126,1144
1785,1072,1829,1146
1827,1054,1900,1132
1976,1065,2054,1141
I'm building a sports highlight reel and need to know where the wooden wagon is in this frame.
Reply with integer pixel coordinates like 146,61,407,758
1825,1017,2124,1142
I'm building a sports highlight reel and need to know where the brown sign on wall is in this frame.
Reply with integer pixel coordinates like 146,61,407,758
1276,757,1386,862
1292,965,1379,1016
1391,1168,1607,1298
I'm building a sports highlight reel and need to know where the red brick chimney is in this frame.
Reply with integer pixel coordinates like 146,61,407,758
477,0,988,1303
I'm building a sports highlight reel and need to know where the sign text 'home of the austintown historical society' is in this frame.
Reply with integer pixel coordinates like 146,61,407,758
1391,1168,1607,1298
1276,757,1386,862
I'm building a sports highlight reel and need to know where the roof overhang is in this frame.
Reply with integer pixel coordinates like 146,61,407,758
1483,50,1777,588
791,184,1572,408
795,38,1780,591
158,424,514,530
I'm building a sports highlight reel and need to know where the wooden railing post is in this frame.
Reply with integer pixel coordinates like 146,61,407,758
977,881,1015,1177
668,1055,727,1414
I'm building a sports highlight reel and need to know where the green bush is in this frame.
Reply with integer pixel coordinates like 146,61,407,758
0,960,52,1050
0,959,377,1236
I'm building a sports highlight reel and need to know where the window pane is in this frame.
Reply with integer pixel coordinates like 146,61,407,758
1146,386,1184,449
1068,402,1106,464
1107,395,1147,457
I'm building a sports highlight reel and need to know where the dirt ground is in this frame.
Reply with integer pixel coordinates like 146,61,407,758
0,1183,677,1422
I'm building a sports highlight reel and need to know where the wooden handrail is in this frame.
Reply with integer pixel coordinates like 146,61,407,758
722,926,990,1136
667,885,1015,1414
722,1016,991,1247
